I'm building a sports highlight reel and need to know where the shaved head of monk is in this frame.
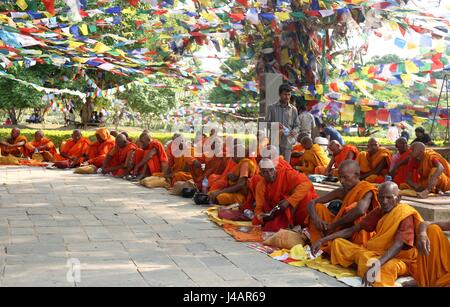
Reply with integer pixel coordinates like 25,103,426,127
115,134,128,148
110,130,119,138
378,181,401,214
259,158,277,183
11,128,20,139
72,130,82,142
367,138,380,155
172,133,181,140
300,136,313,150
35,130,44,142
139,133,150,148
395,137,408,154
338,160,361,191
297,132,309,143
328,140,342,155
410,142,426,160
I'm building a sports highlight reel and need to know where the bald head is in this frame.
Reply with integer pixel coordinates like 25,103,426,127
297,132,309,143
338,160,361,191
139,132,150,148
11,128,20,139
379,181,401,213
328,140,342,155
115,134,128,148
72,129,82,142
110,130,119,138
410,142,426,160
395,137,408,154
368,138,380,155
300,136,313,149
35,130,44,142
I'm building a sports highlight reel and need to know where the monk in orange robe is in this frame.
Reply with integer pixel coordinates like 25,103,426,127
253,158,318,232
289,133,308,167
101,134,137,177
132,132,168,180
357,138,392,183
165,134,195,184
306,160,380,252
311,182,423,287
406,142,450,198
297,136,330,175
325,140,359,177
24,130,57,162
256,130,270,163
389,138,413,188
414,221,450,287
208,145,257,206
87,128,115,168
0,128,27,157
53,130,90,168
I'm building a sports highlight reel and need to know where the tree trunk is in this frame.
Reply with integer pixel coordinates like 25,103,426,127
8,108,17,125
81,97,94,129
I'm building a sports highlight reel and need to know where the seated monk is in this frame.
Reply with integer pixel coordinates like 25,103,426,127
0,128,27,157
208,145,257,206
254,158,318,232
289,133,308,167
414,220,450,287
86,128,115,168
132,132,168,180
306,160,380,252
110,130,119,138
357,138,392,183
165,134,195,184
406,142,450,198
389,138,414,188
324,140,359,177
24,130,57,162
53,130,90,168
311,182,423,287
255,130,270,163
101,134,137,177
297,136,330,175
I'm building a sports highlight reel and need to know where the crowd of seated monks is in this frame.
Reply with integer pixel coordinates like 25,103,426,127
1,127,449,287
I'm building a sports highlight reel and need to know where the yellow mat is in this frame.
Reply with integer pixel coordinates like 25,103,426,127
205,206,253,227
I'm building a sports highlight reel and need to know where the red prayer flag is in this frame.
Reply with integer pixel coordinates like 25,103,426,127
128,0,139,6
365,110,377,126
41,0,55,15
236,0,249,7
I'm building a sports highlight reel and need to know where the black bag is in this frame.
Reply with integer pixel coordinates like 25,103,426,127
193,192,210,205
182,188,197,198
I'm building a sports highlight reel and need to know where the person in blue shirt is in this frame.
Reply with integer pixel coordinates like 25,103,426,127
320,123,345,145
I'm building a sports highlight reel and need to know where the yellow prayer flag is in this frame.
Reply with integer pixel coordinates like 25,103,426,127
280,48,290,66
122,8,136,15
405,60,419,74
316,84,323,95
413,116,427,124
275,12,291,22
79,24,89,36
68,41,85,49
305,94,315,101
407,42,417,50
341,104,355,122
200,12,217,22
361,106,372,112
93,42,111,53
16,0,27,10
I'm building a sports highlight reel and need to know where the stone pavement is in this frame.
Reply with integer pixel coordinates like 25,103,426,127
0,166,345,287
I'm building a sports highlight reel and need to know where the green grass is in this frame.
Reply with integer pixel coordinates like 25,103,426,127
1,128,445,148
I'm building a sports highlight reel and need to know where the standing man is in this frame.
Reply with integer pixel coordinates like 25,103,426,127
265,84,300,162
298,104,315,138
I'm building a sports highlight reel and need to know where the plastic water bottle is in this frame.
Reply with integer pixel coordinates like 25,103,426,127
243,209,255,220
284,127,296,146
385,175,392,182
202,177,209,194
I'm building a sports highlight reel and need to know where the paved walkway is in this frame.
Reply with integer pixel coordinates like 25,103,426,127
0,166,345,287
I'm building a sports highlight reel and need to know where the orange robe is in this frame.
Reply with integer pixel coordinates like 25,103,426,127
166,141,195,184
331,203,423,287
208,158,238,192
416,149,450,192
306,181,380,250
357,147,392,183
211,158,257,205
256,136,270,162
298,144,330,175
391,149,412,186
134,140,168,176
290,144,304,167
88,129,115,168
330,145,359,176
0,135,27,157
25,137,57,161
412,224,450,287
105,142,138,176
191,156,228,190
54,137,90,163
254,167,318,232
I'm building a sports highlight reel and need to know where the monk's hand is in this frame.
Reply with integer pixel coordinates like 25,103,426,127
311,240,323,257
324,223,336,236
417,189,430,199
417,232,431,256
362,264,376,287
208,191,220,203
312,216,328,234
227,173,238,182
278,200,290,210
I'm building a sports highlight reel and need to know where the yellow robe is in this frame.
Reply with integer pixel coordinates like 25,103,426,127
417,149,450,193
331,203,423,287
357,147,392,183
298,144,330,175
